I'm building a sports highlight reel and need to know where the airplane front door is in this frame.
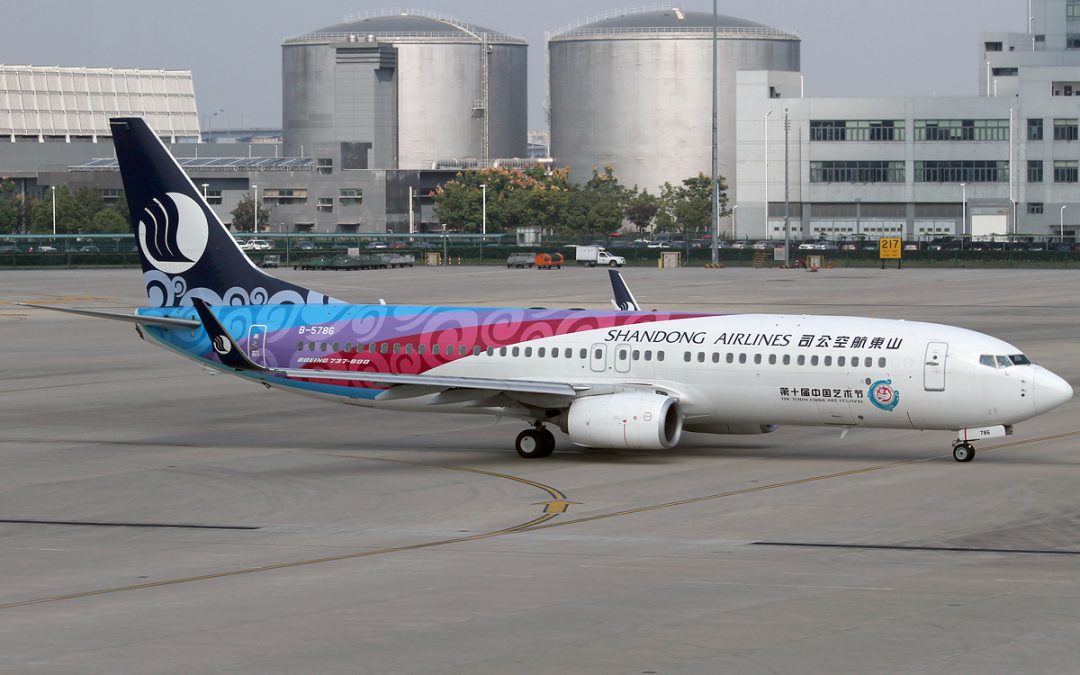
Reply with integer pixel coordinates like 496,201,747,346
924,341,948,391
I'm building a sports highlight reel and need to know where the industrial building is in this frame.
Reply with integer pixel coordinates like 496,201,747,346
734,0,1080,241
548,7,799,196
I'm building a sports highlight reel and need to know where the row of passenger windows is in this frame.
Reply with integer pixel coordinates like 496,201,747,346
296,340,888,369
680,351,887,369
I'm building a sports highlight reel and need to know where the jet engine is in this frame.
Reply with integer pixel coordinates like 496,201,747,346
566,392,683,449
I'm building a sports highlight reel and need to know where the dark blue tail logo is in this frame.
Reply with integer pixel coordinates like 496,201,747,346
137,191,208,275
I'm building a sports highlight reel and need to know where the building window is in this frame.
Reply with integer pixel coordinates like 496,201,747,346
316,197,333,212
915,119,1010,141
1069,0,1080,19
100,188,121,203
317,158,333,175
1054,161,1079,183
984,41,1003,52
261,188,307,205
1054,119,1079,141
1068,35,1080,49
809,161,905,183
915,161,1009,183
809,120,904,142
1028,203,1044,215
1028,118,1043,140
992,67,1019,76
1028,160,1043,183
339,188,363,204
205,190,222,205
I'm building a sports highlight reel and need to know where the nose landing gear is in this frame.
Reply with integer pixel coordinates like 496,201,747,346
515,424,556,459
952,442,976,462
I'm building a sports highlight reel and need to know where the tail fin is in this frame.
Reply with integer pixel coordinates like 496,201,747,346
110,117,340,307
608,269,641,311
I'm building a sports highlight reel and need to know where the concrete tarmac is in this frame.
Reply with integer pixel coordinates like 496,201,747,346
2,265,1080,673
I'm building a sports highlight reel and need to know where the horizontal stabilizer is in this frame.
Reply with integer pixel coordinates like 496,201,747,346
17,303,200,329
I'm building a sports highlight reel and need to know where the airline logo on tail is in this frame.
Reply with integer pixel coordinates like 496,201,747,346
137,192,209,274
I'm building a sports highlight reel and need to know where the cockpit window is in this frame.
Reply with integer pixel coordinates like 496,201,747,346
980,354,1033,368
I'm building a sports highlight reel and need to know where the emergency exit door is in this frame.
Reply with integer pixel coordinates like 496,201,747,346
924,342,948,391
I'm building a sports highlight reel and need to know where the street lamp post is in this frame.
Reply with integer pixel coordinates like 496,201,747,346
252,184,258,234
50,185,56,236
202,183,209,201
480,183,487,265
1061,205,1068,239
960,182,966,251
764,110,773,239
731,204,739,240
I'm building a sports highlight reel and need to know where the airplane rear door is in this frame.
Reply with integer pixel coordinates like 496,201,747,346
589,343,608,373
924,342,948,391
247,324,268,367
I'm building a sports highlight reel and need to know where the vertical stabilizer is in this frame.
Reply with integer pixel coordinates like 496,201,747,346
110,117,340,307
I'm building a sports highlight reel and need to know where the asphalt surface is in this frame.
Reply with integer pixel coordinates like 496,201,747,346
3,265,1080,674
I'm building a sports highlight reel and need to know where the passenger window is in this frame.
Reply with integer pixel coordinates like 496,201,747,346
738,353,747,364
296,340,304,351
824,356,832,366
633,350,641,360
810,355,819,366
538,347,546,357
499,346,507,357
726,353,734,364
321,342,328,352
698,352,706,363
879,357,887,368
620,349,628,360
579,348,587,359
783,354,790,365
564,348,572,358
486,346,494,356
333,342,340,352
432,344,440,356
684,351,692,363
367,343,375,353
712,353,720,364
513,347,520,357
473,346,481,356
404,344,412,354
837,356,845,367
644,350,652,361
309,342,316,352
594,348,602,360
768,354,776,365
392,343,400,354
657,351,665,362
552,348,559,358
524,347,532,357
754,354,762,365
797,355,805,366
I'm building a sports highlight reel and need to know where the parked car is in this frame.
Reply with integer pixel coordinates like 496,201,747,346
248,239,273,251
730,240,752,250
261,254,280,268
415,241,440,249
36,245,58,252
365,241,389,250
506,252,534,268
294,240,316,251
79,245,101,253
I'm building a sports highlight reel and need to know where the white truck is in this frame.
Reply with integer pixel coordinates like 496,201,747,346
575,245,626,268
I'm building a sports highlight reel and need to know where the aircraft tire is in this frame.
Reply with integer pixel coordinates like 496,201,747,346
516,429,554,459
952,442,975,462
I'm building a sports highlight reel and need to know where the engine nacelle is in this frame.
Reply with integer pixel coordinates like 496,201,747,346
683,422,778,435
566,392,683,449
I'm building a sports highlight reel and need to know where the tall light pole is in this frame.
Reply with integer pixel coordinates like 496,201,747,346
202,183,209,200
783,109,790,267
709,0,719,265
207,108,223,143
731,204,739,240
960,182,966,241
252,184,258,234
50,185,56,236
764,110,773,239
480,183,487,265
1061,205,1068,239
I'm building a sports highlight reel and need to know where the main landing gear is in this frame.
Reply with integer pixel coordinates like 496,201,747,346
515,424,556,459
952,441,976,463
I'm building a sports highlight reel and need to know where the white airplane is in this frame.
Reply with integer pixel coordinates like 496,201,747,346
26,118,1073,462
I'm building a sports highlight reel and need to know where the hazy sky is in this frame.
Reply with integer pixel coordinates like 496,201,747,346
2,0,1024,131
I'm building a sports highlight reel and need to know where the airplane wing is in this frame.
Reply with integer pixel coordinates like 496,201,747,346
17,303,200,329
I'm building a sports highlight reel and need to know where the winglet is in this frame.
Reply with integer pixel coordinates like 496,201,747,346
608,269,641,311
190,298,266,372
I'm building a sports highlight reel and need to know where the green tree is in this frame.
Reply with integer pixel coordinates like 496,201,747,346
656,173,730,243
231,194,271,233
623,188,659,238
433,166,570,233
0,180,21,233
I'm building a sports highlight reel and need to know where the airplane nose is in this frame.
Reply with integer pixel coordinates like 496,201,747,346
1034,368,1073,414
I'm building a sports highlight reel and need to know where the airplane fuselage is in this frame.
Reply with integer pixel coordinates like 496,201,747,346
140,303,1067,435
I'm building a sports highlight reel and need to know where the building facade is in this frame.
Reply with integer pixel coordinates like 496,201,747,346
735,0,1080,241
